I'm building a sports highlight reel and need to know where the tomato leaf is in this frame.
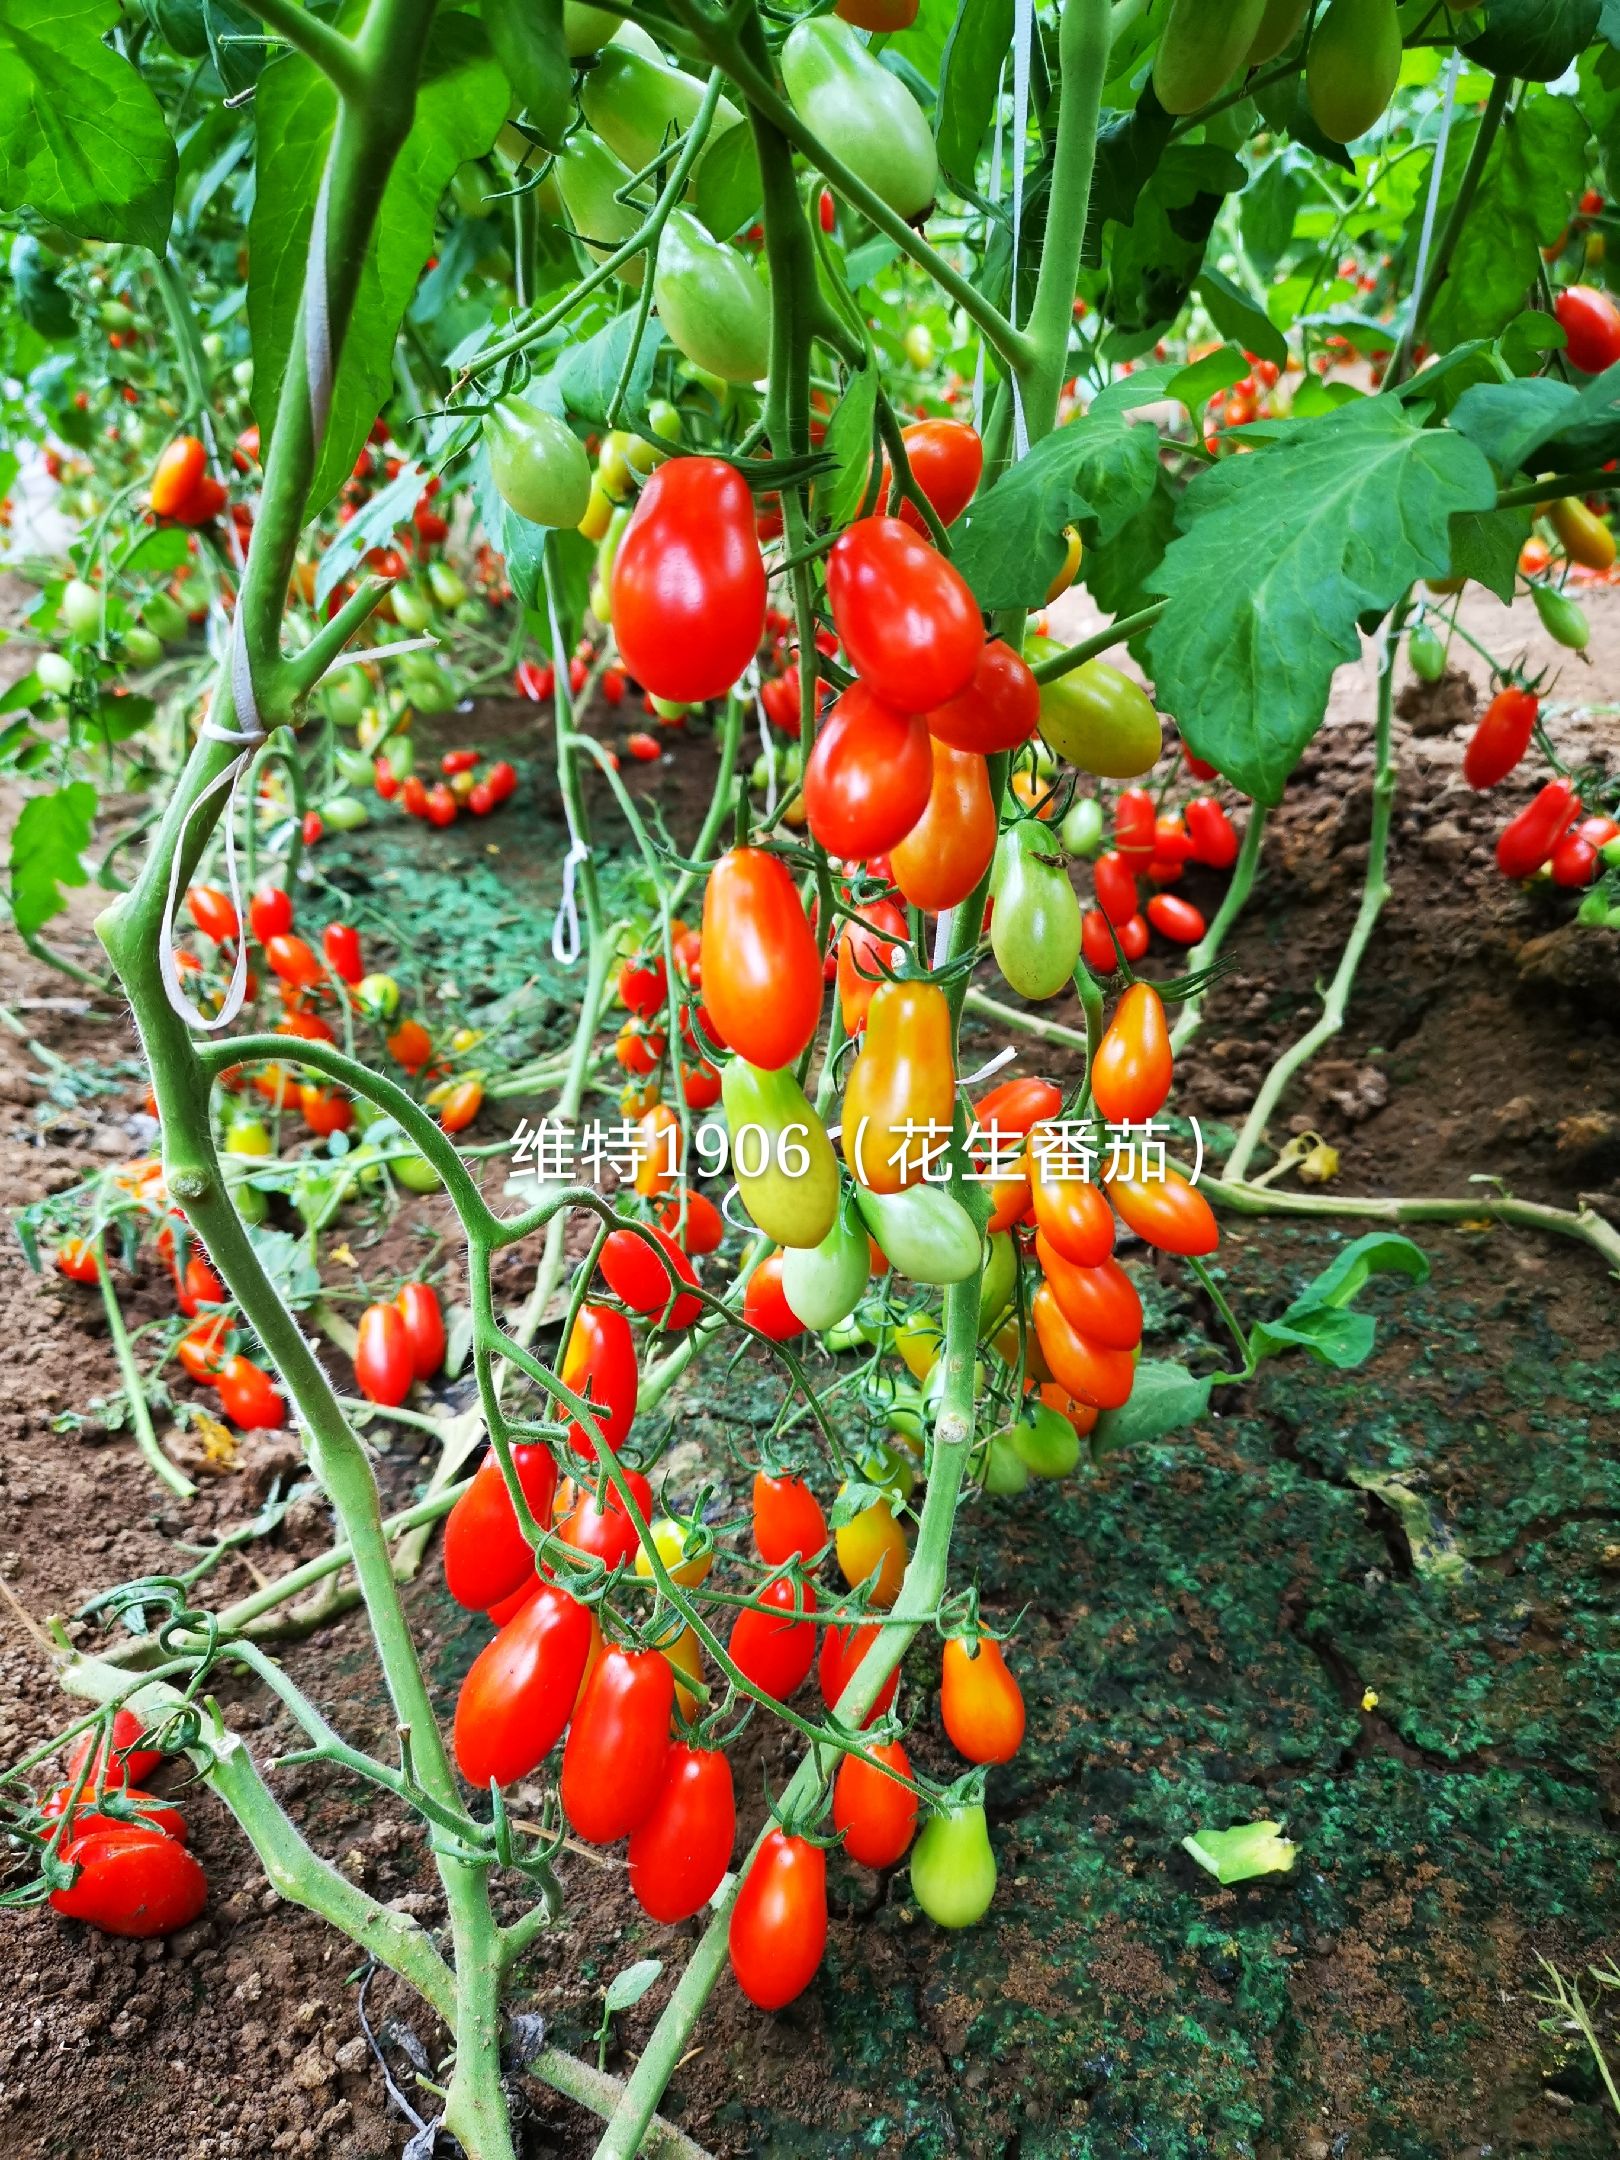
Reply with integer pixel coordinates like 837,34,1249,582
1195,268,1287,370
315,461,427,606
556,309,663,428
1425,92,1587,350
1462,0,1601,79
817,363,878,531
1101,144,1245,339
120,526,194,578
1091,1360,1211,1458
1166,345,1248,414
0,0,176,249
1145,401,1496,804
950,403,1163,609
251,10,505,517
1182,1820,1297,1886
603,1957,663,2014
8,781,97,936
1250,1232,1429,1370
936,0,1013,195
479,0,570,150
1450,364,1620,476
694,119,762,240
1445,503,1530,602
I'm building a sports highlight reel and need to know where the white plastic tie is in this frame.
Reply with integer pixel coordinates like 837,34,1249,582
962,1044,1018,1089
1008,0,1033,461
305,163,335,447
544,542,591,966
973,59,1009,438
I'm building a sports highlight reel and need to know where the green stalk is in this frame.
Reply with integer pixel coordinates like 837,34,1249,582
1168,805,1267,1056
94,1241,196,1498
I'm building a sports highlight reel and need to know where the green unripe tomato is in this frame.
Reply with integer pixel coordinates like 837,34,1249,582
401,658,457,714
1407,622,1446,682
1010,1402,1082,1479
580,45,745,181
231,357,254,391
60,578,102,639
903,322,935,370
652,211,771,386
356,972,402,1022
554,136,647,288
1060,795,1104,858
977,1230,1017,1338
1028,638,1162,778
391,583,435,633
781,16,938,222
563,1,620,51
99,299,136,332
323,669,371,727
990,822,1082,1000
485,396,591,528
201,330,226,366
427,560,467,609
232,1178,268,1226
911,1802,997,1928
142,591,189,644
1577,889,1610,926
319,794,370,832
1531,583,1590,652
1152,0,1268,114
781,1201,871,1330
1306,0,1402,144
651,693,689,723
981,1428,1030,1496
394,1152,441,1192
122,625,162,668
1602,837,1620,870
226,1118,273,1159
35,651,77,696
333,744,374,789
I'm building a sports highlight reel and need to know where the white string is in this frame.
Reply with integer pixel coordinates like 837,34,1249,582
972,60,1008,438
544,548,591,966
326,633,438,671
1407,50,1462,352
930,906,955,970
304,163,336,447
961,1043,1017,1089
1008,0,1033,461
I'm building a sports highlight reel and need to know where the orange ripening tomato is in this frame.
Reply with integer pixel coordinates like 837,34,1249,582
841,979,955,1193
633,1101,682,1197
700,848,823,1071
832,1735,917,1869
1031,1281,1136,1409
1039,1381,1100,1436
435,1078,483,1133
559,1301,639,1458
1090,981,1173,1127
975,1075,1062,1136
387,1018,433,1070
891,416,982,531
1028,1132,1116,1266
1106,1168,1219,1256
890,740,997,913
836,895,907,1035
1034,1237,1143,1352
186,884,239,943
150,435,207,519
925,639,1039,755
941,1636,1025,1764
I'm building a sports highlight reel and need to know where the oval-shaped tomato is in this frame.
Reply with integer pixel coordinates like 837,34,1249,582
1106,1167,1220,1256
1305,0,1400,144
833,1734,917,1868
743,1250,808,1340
729,1576,818,1702
841,979,955,1194
355,1301,413,1407
444,1442,558,1612
454,1580,594,1789
612,458,766,703
925,638,1038,755
1497,779,1580,879
780,15,936,221
826,517,983,715
556,1468,655,1571
819,1620,898,1725
941,1635,1025,1764
264,933,323,989
50,1825,207,1938
177,1312,231,1386
64,1708,162,1791
835,1494,907,1606
560,1644,674,1843
910,1801,996,1928
54,1237,100,1285
393,1282,446,1380
186,884,239,943
1464,687,1538,791
600,1224,703,1330
659,1189,726,1255
803,684,934,859
728,1829,828,2011
560,1301,639,1456
701,848,823,1072
1035,1239,1143,1352
1028,1139,1116,1266
1032,648,1161,779
628,1743,737,1924
150,435,211,520
891,740,997,913
1032,1282,1136,1409
484,396,591,528
1184,796,1239,868
1092,850,1138,928
893,417,982,531
1090,981,1173,1126
321,921,362,986
216,1354,285,1430
652,210,771,386
723,1058,841,1250
753,1472,827,1563
1146,892,1205,944
1555,283,1620,374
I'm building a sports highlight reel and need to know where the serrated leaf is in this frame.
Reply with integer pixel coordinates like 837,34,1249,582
121,525,195,578
1145,402,1496,804
937,0,1013,194
251,11,504,518
315,460,427,606
1091,1360,1212,1457
1463,0,1601,79
694,119,761,240
1182,1821,1297,1885
1167,345,1248,414
817,364,878,530
9,781,97,935
603,1958,662,2013
480,0,569,149
950,404,1163,610
1426,93,1588,350
1195,268,1287,370
1103,143,1244,338
0,0,176,249
1250,1232,1429,1369
1447,504,1530,602
96,691,156,743
556,309,661,428
1450,364,1620,476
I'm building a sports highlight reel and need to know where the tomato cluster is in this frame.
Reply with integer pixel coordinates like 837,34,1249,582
43,1710,205,1940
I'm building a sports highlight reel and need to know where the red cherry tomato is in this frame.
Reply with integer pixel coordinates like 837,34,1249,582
1035,1238,1144,1352
1464,687,1538,790
743,1252,806,1341
186,884,239,942
559,1302,639,1456
393,1282,446,1379
1031,1282,1136,1409
818,1621,898,1726
1145,892,1206,943
1555,284,1620,374
728,1829,827,2011
612,457,766,703
1105,1168,1220,1256
321,922,362,985
826,516,984,714
832,1735,917,1868
444,1443,558,1611
1550,833,1599,887
803,684,934,858
657,1190,726,1255
729,1576,818,1700
50,1826,207,1938
216,1354,285,1429
836,896,908,1035
1090,981,1172,1127
556,1469,655,1571
1113,787,1156,861
1497,779,1579,879
64,1708,162,1791
752,1472,827,1564
892,417,983,531
560,1644,674,1843
628,1743,737,1923
42,1785,188,1845
1092,851,1138,928
600,1224,703,1330
264,933,323,989
453,1581,593,1788
890,740,997,913
924,639,1039,754
354,1301,413,1406
1184,795,1239,867
700,848,823,1071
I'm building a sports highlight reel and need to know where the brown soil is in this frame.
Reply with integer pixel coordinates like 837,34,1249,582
0,572,1617,2158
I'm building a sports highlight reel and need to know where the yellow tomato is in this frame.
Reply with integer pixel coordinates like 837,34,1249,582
835,1491,907,1607
634,1516,713,1589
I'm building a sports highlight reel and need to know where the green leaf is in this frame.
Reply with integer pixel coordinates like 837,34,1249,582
1091,1360,1212,1457
314,461,426,606
1426,92,1588,350
1450,364,1620,475
817,363,878,531
949,403,1163,610
1182,1821,1297,1886
1081,469,1177,641
251,10,505,517
937,0,1013,194
1167,345,1248,414
0,0,176,248
603,1958,663,2014
1446,504,1530,602
1240,155,1306,279
557,309,662,428
9,233,75,339
480,0,570,148
1195,267,1287,370
1250,1232,1429,1369
121,525,194,578
1102,143,1245,337
8,781,97,935
694,119,762,239
95,691,156,743
1463,0,1601,79
1145,402,1496,804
